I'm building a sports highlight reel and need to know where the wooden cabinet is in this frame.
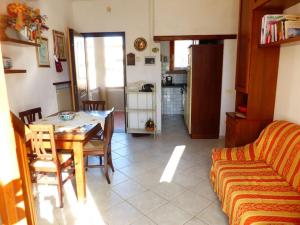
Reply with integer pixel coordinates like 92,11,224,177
186,44,223,139
235,0,253,93
225,113,269,147
226,0,300,147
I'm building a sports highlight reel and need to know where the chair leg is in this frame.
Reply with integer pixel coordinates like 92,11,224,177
104,155,111,184
57,171,64,208
108,154,115,172
108,146,114,172
85,156,89,171
99,155,102,166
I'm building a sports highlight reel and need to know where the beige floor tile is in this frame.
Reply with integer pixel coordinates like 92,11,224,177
173,172,204,189
184,217,208,225
189,180,218,201
150,182,186,201
103,202,144,225
130,215,156,225
112,179,147,199
127,190,167,214
171,190,212,216
147,203,193,225
197,203,229,225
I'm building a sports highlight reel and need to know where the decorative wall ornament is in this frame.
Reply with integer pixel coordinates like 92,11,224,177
127,53,135,66
145,56,155,65
53,30,67,61
36,37,50,67
134,37,147,51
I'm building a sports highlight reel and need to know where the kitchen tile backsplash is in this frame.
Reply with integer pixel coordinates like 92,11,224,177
162,87,183,115
171,74,187,84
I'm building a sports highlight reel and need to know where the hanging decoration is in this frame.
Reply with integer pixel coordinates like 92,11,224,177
1,2,48,42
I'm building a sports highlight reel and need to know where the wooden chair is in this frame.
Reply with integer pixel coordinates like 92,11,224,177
82,100,105,111
19,107,42,125
83,109,115,184
28,124,75,208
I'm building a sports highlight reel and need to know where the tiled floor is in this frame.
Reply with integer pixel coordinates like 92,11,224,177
36,115,228,225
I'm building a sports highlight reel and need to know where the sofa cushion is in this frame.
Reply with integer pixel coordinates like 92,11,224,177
212,160,300,225
256,121,300,191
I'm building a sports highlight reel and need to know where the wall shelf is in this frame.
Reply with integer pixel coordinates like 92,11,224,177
259,36,300,47
4,69,27,74
1,37,40,47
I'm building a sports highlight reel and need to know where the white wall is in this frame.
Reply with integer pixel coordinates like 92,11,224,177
154,0,239,36
71,0,162,131
274,3,300,124
1,0,72,116
220,40,237,136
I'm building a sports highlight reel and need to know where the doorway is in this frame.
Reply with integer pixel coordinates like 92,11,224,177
68,31,126,133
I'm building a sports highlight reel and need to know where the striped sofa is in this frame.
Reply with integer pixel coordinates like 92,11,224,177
211,121,300,225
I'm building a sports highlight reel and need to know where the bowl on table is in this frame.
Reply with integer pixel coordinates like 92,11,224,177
58,112,76,121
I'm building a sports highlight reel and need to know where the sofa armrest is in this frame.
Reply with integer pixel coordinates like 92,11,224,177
212,143,257,162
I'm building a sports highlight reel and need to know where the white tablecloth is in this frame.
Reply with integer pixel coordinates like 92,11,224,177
34,111,105,133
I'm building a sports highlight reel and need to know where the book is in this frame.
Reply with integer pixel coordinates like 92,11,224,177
284,20,300,39
261,14,300,44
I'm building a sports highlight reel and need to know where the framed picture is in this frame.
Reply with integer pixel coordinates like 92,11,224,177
36,37,50,67
145,56,155,65
53,30,67,61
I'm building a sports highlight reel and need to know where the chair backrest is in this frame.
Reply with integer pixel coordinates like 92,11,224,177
103,112,114,147
110,107,115,134
82,100,105,111
255,120,300,191
29,124,58,162
19,107,42,125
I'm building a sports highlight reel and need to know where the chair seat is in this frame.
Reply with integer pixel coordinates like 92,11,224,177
30,153,73,172
83,140,105,155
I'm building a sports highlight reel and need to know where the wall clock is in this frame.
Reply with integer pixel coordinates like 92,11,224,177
134,37,147,51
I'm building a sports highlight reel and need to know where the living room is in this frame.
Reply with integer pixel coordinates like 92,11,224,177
1,0,300,225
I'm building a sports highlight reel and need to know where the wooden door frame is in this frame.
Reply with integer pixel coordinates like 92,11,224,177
81,32,127,132
0,43,37,224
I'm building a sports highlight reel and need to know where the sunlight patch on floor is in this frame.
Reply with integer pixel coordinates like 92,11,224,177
160,145,185,183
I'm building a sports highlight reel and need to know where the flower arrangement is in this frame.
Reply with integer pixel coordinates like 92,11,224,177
1,2,48,41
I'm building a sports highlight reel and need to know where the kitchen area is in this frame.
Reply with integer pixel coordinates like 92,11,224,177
159,39,224,138
160,41,189,131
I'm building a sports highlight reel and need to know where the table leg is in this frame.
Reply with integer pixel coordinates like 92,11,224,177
73,142,86,202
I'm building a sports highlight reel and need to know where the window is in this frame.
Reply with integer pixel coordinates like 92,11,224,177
174,40,193,68
104,37,124,88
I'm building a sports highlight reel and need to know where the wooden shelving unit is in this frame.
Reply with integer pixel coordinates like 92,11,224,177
259,35,300,47
1,37,40,47
4,69,27,74
225,0,300,147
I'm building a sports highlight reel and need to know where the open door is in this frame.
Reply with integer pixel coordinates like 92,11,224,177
68,28,88,110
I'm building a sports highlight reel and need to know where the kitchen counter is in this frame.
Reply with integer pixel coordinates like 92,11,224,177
162,84,186,88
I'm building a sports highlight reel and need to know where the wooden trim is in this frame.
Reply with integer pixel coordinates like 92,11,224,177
153,34,237,42
53,81,71,86
169,41,175,71
82,32,126,38
11,113,37,225
253,0,300,10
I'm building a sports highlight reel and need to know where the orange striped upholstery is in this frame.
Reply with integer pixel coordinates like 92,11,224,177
211,121,300,225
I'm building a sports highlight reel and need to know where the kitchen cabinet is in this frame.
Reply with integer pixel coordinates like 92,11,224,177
185,44,223,139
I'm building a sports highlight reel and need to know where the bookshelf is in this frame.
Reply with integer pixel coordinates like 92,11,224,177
225,0,300,147
259,33,300,47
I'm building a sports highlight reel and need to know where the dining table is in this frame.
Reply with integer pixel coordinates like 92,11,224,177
33,110,111,203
